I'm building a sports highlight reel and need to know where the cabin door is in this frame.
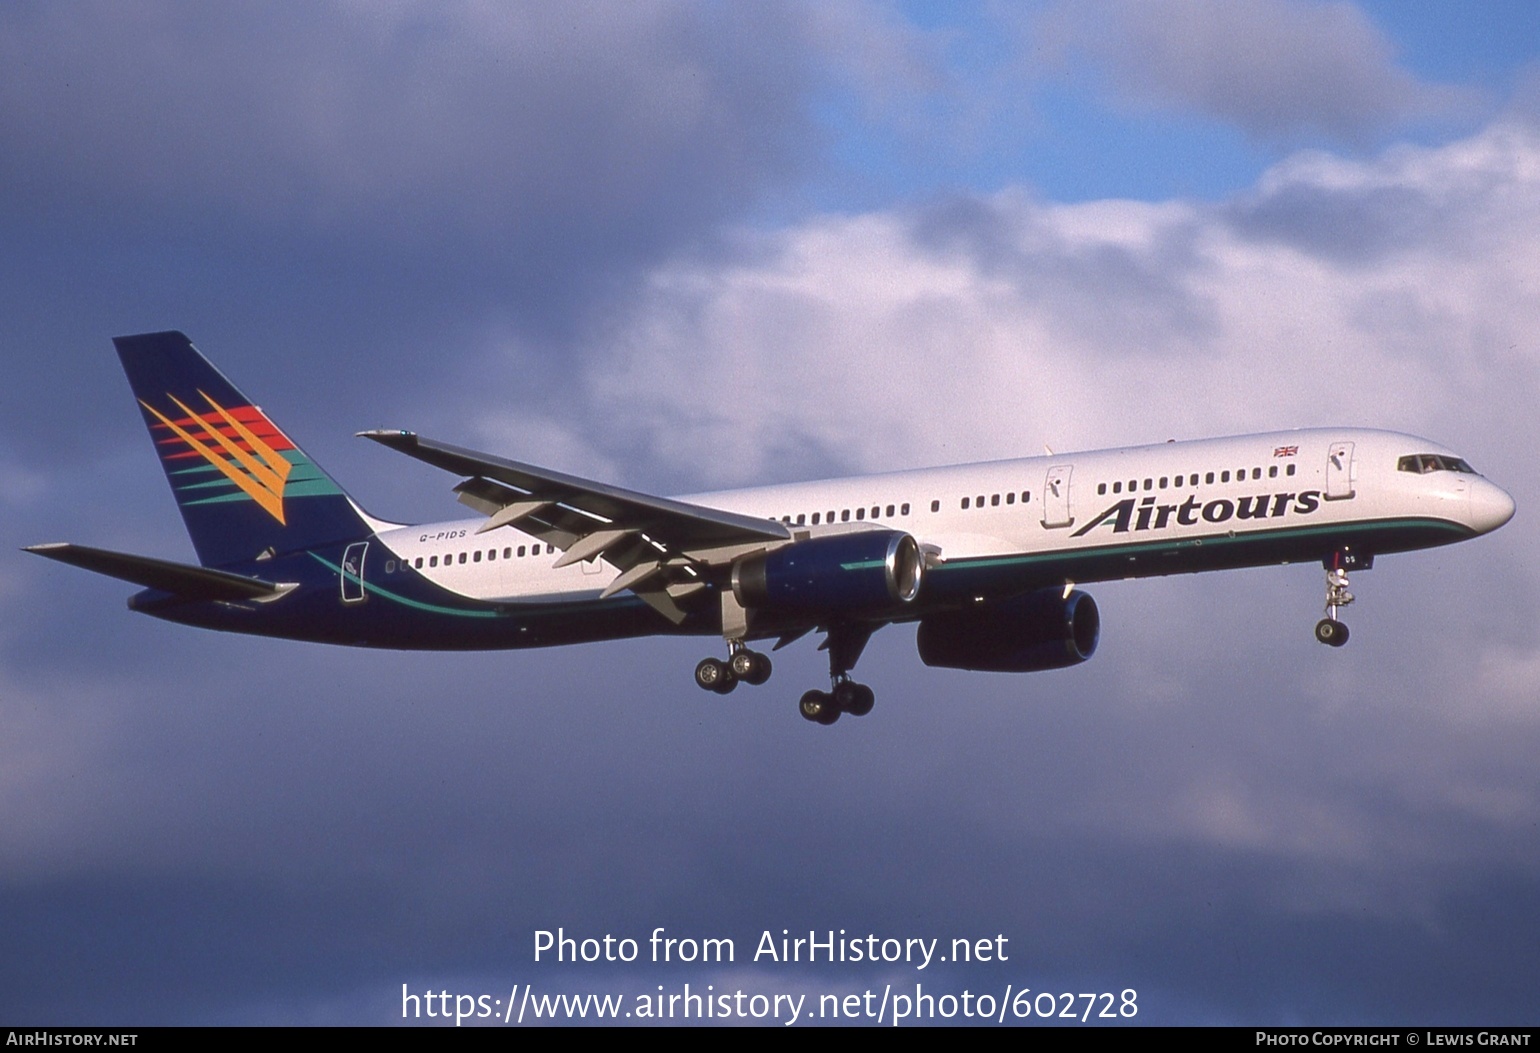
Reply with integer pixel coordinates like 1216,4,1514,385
340,542,368,604
1042,465,1074,528
1325,442,1356,501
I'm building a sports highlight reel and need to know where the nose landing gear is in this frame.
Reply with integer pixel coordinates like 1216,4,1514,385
1314,614,1349,647
1315,548,1368,647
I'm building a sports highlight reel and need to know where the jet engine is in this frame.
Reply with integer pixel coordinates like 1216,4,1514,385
916,588,1100,672
732,531,923,614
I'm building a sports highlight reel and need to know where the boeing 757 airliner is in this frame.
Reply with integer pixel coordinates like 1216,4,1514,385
28,332,1515,724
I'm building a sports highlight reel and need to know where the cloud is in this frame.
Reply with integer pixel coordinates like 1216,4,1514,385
0,1,865,477
3,3,799,219
561,122,1540,491
1032,0,1474,141
0,0,830,350
5,7,1539,1020
516,119,1540,917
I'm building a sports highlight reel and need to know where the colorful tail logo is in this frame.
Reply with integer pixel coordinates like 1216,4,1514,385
141,391,295,524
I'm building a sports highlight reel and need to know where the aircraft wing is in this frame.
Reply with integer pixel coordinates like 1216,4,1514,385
359,430,791,620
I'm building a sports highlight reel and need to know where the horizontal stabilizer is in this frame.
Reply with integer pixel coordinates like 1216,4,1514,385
25,543,283,602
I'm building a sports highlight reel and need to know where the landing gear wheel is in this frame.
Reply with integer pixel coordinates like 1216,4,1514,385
799,690,839,724
832,680,859,712
695,657,737,693
1314,619,1349,647
1318,560,1356,646
829,679,874,716
730,650,772,686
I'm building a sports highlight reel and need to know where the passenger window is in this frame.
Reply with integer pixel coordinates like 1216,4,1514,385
856,508,865,520
459,552,467,564
901,503,910,515
886,505,895,517
1221,471,1230,483
473,551,482,563
1252,468,1261,480
1113,482,1121,494
991,494,1000,507
1205,472,1215,484
962,497,970,509
1143,479,1152,491
1007,492,1016,504
1021,491,1030,502
1268,465,1278,478
503,548,512,559
1286,464,1296,476
414,557,423,569
1099,483,1107,495
429,555,438,567
930,500,939,512
841,510,851,522
811,512,820,525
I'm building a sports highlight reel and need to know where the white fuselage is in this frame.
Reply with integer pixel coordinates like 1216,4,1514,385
371,428,1514,606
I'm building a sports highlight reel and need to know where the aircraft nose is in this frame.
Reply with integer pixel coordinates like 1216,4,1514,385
1470,478,1516,534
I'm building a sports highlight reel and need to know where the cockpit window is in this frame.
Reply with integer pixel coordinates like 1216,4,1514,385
1398,454,1476,475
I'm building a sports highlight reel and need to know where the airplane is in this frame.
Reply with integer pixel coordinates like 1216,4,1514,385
27,331,1515,725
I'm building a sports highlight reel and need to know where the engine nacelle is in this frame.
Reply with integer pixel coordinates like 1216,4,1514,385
732,531,923,614
916,588,1100,672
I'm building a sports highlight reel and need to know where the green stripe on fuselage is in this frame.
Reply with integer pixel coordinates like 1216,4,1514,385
937,517,1472,573
307,552,503,619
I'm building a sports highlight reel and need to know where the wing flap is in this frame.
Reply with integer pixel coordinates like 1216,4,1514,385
360,430,791,603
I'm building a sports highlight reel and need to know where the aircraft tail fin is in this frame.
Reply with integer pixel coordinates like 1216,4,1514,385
113,331,371,567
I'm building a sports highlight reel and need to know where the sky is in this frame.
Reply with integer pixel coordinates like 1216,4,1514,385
2,0,1538,1026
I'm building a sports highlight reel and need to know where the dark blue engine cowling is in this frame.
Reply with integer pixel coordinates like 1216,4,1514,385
732,531,923,614
916,589,1100,672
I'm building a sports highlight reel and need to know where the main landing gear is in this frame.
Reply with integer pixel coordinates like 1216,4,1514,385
694,620,881,725
694,644,772,695
798,679,874,725
797,623,877,726
1314,549,1364,648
